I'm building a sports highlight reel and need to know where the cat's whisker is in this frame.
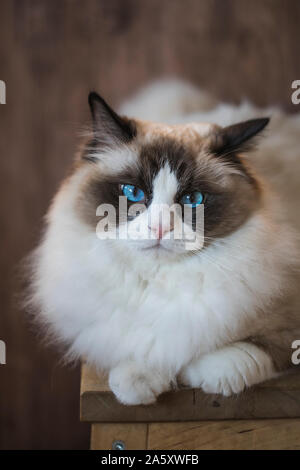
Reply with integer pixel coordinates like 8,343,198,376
200,251,236,274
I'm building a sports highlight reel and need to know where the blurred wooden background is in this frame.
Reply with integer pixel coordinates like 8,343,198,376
0,0,300,449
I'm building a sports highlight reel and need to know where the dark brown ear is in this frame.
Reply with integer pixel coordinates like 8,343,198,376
211,118,270,156
88,92,136,147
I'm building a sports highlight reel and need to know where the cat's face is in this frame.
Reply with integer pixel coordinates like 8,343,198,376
75,92,268,258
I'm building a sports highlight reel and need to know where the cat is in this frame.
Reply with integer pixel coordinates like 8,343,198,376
27,79,300,405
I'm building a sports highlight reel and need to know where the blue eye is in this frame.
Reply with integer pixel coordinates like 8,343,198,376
121,184,145,202
180,191,204,208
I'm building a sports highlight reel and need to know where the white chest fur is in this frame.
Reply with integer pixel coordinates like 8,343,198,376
35,205,284,376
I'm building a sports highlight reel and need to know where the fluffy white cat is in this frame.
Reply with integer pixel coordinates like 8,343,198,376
28,79,300,405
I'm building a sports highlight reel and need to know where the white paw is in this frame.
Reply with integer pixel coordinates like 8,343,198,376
180,342,276,396
109,362,169,405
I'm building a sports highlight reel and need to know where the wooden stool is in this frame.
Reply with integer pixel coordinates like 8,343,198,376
80,364,300,450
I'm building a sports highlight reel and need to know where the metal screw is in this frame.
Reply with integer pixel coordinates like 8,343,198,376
112,440,126,450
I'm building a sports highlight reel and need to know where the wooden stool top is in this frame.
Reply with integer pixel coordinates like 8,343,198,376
80,364,300,423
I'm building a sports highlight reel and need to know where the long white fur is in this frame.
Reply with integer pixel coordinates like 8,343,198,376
30,79,300,404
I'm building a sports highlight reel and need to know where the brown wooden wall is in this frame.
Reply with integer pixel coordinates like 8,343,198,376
0,0,300,449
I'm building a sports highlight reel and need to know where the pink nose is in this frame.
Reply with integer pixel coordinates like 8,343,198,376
148,224,169,239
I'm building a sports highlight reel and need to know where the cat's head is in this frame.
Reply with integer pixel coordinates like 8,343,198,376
75,92,269,258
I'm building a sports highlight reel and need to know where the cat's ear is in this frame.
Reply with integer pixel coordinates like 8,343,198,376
210,118,270,156
88,91,136,147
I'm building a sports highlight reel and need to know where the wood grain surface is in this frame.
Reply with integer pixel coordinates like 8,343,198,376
81,364,300,422
147,419,300,450
90,420,300,450
91,423,148,450
1,0,300,449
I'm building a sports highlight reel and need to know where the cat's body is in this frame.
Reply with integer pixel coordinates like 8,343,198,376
29,80,300,404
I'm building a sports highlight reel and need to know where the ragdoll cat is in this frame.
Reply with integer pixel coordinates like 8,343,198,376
28,80,300,405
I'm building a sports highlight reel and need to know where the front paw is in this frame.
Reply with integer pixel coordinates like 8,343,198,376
180,342,276,396
109,362,169,405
